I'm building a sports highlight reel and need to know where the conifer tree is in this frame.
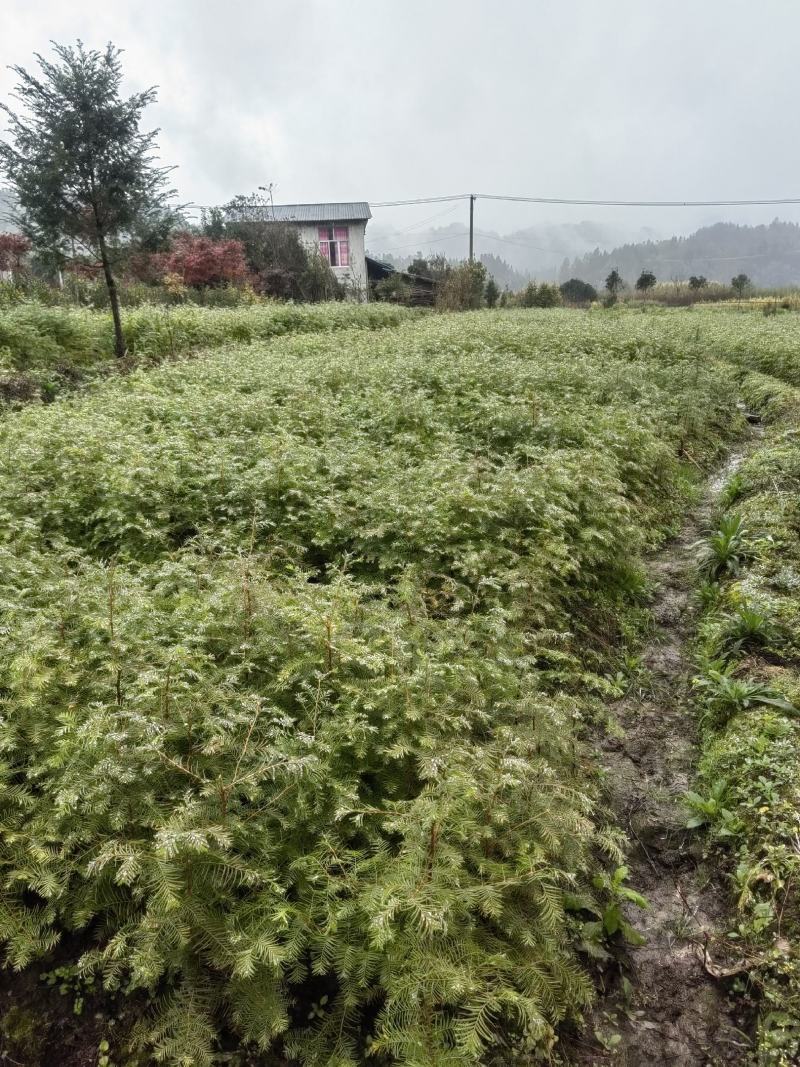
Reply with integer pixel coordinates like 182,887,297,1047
0,41,174,357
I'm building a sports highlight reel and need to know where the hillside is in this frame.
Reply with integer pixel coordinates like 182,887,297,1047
561,220,800,288
367,220,662,281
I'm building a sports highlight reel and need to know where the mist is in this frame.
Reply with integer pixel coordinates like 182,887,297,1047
3,0,800,270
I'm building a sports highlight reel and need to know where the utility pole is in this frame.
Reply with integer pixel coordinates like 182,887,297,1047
468,194,476,261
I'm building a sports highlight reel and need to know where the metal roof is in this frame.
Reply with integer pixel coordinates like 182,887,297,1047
259,202,372,223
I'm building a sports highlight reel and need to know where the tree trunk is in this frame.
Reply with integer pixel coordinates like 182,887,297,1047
97,231,126,359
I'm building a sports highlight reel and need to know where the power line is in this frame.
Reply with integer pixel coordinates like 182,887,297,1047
479,193,800,208
376,204,459,237
372,192,800,209
372,195,470,207
369,230,469,252
371,226,800,265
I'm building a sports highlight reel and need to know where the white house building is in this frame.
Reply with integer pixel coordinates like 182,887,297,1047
261,202,371,299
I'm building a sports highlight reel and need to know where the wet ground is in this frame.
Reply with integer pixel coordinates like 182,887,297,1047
570,443,757,1066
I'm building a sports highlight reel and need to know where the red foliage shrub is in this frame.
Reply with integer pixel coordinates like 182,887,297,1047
154,233,249,288
0,233,31,271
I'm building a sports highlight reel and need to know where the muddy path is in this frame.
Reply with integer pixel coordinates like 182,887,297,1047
570,438,759,1066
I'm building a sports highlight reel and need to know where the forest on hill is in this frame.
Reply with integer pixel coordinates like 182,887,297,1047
560,220,800,288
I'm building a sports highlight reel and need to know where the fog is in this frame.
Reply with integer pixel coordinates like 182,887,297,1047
3,0,800,265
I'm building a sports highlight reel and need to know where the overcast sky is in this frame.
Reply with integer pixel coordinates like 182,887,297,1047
3,0,800,255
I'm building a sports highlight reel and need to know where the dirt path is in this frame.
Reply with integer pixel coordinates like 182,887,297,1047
571,442,757,1066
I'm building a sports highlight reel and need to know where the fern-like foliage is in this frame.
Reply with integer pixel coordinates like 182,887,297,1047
0,307,747,1061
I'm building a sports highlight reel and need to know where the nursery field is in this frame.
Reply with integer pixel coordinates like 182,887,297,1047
1,305,800,1064
0,300,420,404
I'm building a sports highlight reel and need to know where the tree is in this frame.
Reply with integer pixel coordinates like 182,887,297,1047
635,269,656,293
518,281,562,309
407,255,432,278
688,275,707,290
559,278,597,305
206,196,343,301
485,277,499,308
0,42,174,357
533,282,562,308
200,206,227,241
731,273,751,298
605,269,623,296
521,281,539,308
417,254,451,283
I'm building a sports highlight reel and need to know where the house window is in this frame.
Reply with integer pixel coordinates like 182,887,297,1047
318,226,349,267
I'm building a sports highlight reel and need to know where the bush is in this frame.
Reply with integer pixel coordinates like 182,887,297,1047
160,234,249,288
0,233,31,274
374,273,413,303
560,278,598,306
518,282,562,309
436,261,486,310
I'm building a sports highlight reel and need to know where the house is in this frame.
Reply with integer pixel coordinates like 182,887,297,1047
256,202,372,300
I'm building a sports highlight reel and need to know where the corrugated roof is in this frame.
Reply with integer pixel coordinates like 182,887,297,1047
260,202,372,223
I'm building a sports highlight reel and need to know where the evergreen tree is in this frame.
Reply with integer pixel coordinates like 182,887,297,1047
635,269,656,292
0,42,174,357
731,272,752,298
484,277,499,307
605,269,623,296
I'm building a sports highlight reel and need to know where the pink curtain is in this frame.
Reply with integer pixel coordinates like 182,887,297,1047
334,227,349,266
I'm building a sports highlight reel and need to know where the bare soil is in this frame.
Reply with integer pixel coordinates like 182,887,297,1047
569,446,757,1066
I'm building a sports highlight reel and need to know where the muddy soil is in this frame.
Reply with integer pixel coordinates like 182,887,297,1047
570,444,757,1066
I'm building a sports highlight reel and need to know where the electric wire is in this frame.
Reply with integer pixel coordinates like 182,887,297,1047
373,192,800,209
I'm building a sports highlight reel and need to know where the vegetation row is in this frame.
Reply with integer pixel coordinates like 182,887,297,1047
691,363,800,1065
0,309,745,1063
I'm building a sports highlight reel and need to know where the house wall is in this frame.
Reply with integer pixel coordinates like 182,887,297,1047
295,221,369,301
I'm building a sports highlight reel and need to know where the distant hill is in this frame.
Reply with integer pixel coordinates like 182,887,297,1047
478,253,528,291
367,220,663,282
561,220,800,288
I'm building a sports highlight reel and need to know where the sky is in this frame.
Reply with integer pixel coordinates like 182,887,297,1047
3,0,800,260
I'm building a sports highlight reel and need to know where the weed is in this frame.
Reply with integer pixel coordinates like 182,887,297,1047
719,472,745,508
717,602,781,656
693,661,797,723
696,513,757,580
684,779,737,834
